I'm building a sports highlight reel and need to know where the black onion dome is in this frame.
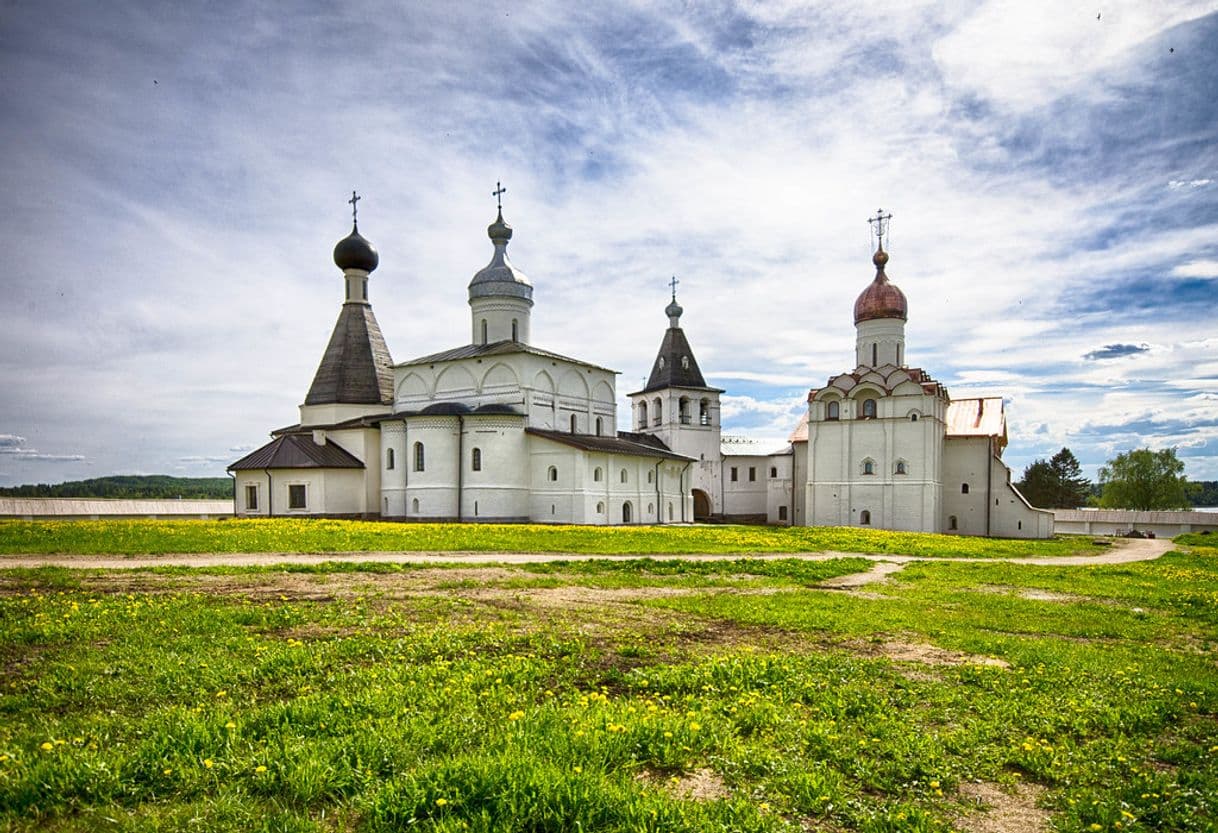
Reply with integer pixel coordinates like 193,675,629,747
333,225,379,273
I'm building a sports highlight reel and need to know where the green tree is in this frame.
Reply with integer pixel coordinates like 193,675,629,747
1016,447,1091,508
1048,447,1091,508
1016,459,1056,507
1098,448,1189,511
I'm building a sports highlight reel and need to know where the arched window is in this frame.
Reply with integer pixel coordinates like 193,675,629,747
679,396,690,424
593,467,602,482
647,503,654,515
638,401,648,428
620,469,628,483
596,501,604,513
862,459,875,476
681,356,690,370
595,417,603,435
511,319,518,341
647,470,653,483
949,515,958,530
827,400,840,420
570,413,578,433
862,398,877,419
474,500,479,516
471,447,482,471
386,448,395,470
622,502,633,523
872,343,878,366
481,319,488,345
910,413,918,422
548,466,558,482
667,503,673,520
769,466,777,478
961,483,970,494
652,397,662,425
860,509,871,525
413,442,425,472
411,497,420,514
895,460,907,475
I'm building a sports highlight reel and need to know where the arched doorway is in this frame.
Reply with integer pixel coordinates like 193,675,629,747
622,502,633,524
692,489,711,521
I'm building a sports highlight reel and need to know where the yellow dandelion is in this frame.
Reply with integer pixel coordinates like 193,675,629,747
225,721,237,730
929,780,940,789
40,742,54,751
435,797,448,807
255,765,267,773
203,758,214,768
508,710,525,721
689,722,701,732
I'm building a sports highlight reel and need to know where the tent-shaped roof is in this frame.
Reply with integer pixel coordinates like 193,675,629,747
305,304,394,405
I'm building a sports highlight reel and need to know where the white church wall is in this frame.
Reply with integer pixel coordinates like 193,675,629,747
380,422,407,517
721,455,768,520
528,441,582,523
462,416,530,521
403,416,461,520
298,402,386,428
766,453,795,525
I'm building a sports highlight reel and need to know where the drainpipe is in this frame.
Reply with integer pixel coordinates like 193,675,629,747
265,470,273,518
456,415,464,522
654,460,663,524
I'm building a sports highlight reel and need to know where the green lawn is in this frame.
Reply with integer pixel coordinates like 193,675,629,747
0,518,1103,558
0,544,1214,832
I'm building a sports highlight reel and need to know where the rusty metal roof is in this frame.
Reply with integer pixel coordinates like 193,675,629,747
228,433,365,471
945,397,1005,438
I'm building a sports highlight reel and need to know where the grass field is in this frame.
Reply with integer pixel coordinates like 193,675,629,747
0,518,1104,558
1,536,1215,832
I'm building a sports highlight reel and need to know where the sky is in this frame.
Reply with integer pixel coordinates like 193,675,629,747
1,0,1216,489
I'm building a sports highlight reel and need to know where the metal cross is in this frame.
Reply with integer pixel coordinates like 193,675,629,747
868,208,893,249
668,275,679,300
348,190,361,225
493,181,506,211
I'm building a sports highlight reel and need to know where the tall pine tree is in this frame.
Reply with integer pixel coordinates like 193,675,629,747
1017,448,1091,508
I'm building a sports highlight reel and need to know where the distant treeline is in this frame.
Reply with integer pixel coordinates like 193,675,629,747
1086,480,1218,507
1186,480,1218,507
0,476,232,500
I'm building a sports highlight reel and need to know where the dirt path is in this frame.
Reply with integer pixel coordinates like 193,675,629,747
0,537,1174,570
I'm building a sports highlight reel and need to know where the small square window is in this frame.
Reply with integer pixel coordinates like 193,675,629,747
288,484,307,510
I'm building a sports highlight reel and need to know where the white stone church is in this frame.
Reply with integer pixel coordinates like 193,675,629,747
230,198,1053,538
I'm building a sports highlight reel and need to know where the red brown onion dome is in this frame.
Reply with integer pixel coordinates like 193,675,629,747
853,248,907,324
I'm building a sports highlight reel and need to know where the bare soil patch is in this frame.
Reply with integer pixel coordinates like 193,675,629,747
639,767,729,801
859,639,1010,669
957,781,1049,833
818,560,905,589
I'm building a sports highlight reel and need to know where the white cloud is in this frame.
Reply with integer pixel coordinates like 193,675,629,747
1172,258,1218,278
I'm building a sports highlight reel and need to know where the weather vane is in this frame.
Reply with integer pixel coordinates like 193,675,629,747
668,275,679,300
867,208,893,249
348,190,361,226
492,181,506,211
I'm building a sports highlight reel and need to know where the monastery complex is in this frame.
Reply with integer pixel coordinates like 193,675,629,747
230,194,1054,538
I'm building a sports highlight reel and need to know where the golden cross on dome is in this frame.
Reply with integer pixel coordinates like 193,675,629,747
868,208,893,249
492,181,506,211
348,190,361,225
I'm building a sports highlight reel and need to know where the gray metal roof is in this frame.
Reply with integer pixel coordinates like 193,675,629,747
468,210,533,303
396,339,616,374
228,434,365,471
305,303,394,405
526,428,694,461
